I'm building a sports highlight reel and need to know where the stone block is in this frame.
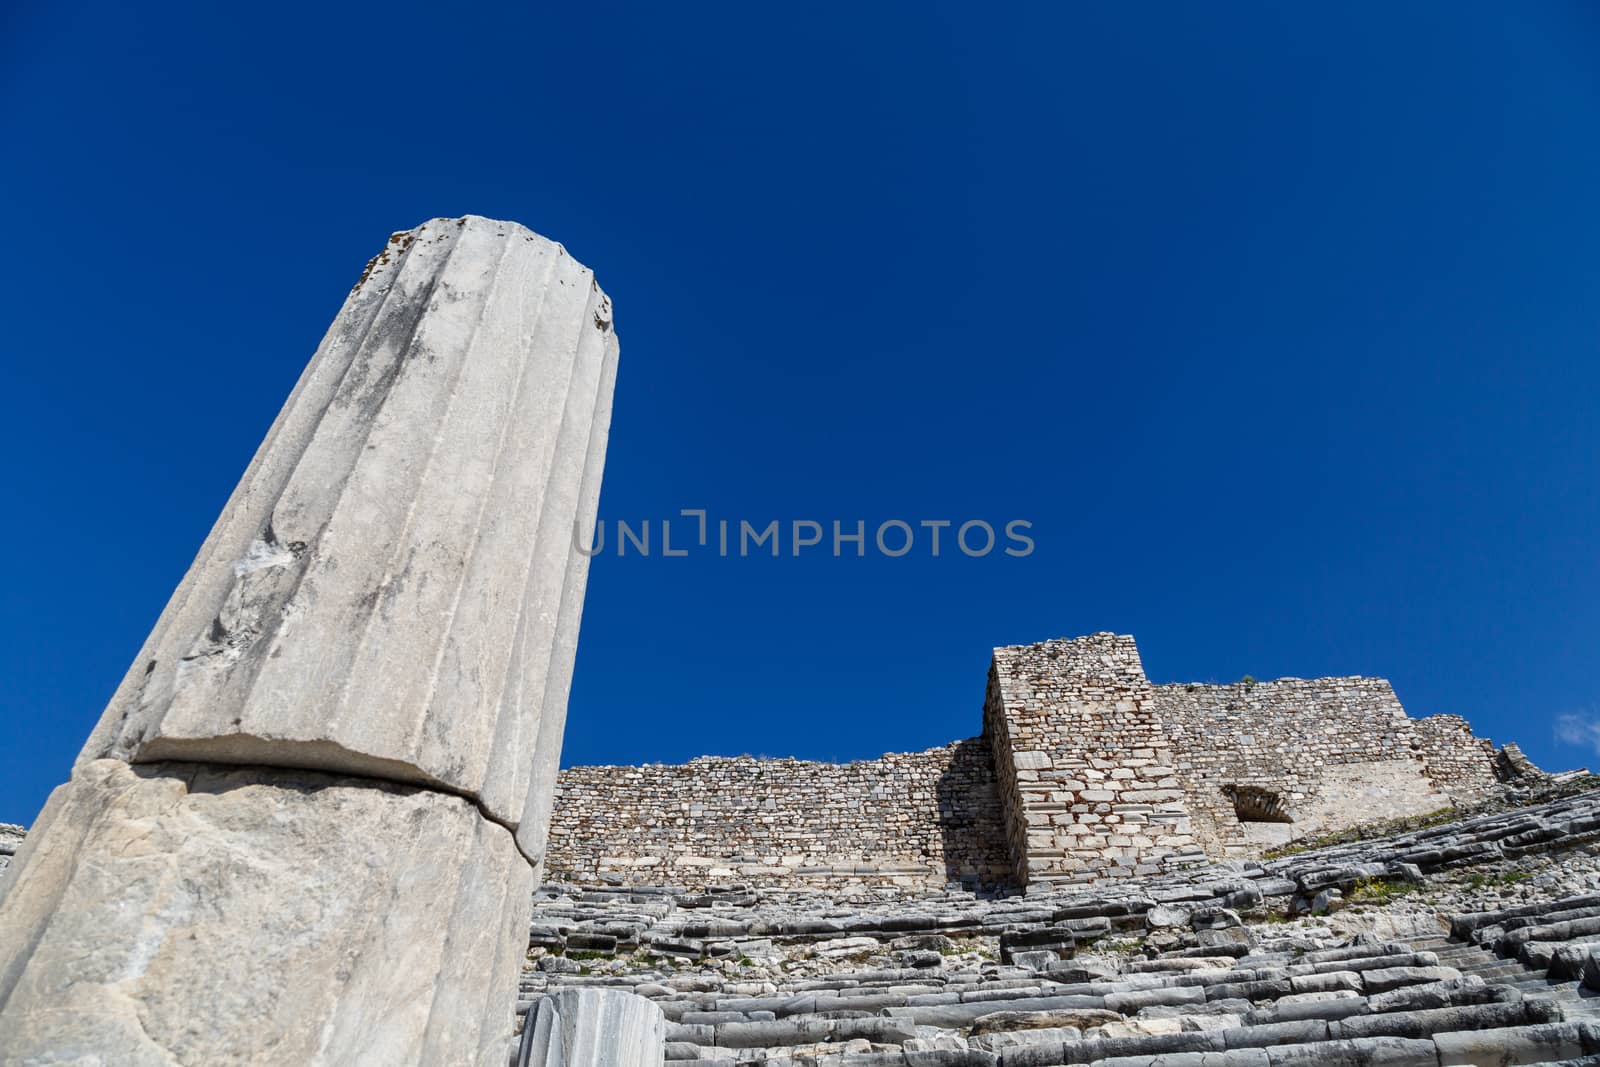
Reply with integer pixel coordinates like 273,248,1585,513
1334,1001,1532,1041
548,989,665,1067
1149,904,1194,928
516,996,563,1067
1361,966,1462,995
1274,990,1369,1022
970,1024,1082,1051
1012,950,1061,972
1259,1037,1439,1065
1222,1020,1332,1049
1120,789,1185,803
1432,1021,1587,1065
0,759,532,1066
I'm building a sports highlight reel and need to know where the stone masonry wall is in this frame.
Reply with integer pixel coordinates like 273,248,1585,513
1150,678,1454,858
1411,713,1504,801
985,633,1519,883
547,632,1523,892
545,739,1010,891
984,635,1204,888
982,661,1028,886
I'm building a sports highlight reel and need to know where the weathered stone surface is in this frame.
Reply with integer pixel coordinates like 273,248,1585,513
511,777,1600,1067
516,990,663,1067
0,823,22,878
969,1007,1120,1033
969,1024,1084,1051
544,632,1532,892
77,215,619,843
0,759,533,1066
549,740,1011,891
0,217,620,1065
516,996,564,1067
1431,1021,1589,1064
1149,904,1194,928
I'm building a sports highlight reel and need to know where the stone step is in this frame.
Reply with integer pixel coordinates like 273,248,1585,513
671,1018,1600,1067
647,976,1568,1061
1427,947,1497,966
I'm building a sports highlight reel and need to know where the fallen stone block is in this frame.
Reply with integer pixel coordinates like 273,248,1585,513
1149,904,1195,928
1001,926,1077,962
1013,950,1061,972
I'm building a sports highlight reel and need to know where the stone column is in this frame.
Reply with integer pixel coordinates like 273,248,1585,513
0,216,618,1065
517,990,666,1067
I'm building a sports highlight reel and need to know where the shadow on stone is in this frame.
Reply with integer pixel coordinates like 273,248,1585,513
934,735,1016,893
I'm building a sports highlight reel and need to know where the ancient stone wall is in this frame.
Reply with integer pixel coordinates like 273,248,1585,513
981,661,1028,886
983,635,1204,888
545,739,1010,891
548,632,1523,892
1150,677,1454,857
1410,712,1504,801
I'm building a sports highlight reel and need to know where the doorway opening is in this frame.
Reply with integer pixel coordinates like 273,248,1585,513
1224,785,1295,848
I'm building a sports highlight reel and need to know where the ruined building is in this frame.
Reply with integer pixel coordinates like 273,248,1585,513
2,215,1579,1067
548,632,1536,892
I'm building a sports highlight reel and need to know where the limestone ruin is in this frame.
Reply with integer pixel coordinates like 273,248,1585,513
506,641,1600,1066
546,633,1532,894
517,778,1600,1066
6,217,1600,1067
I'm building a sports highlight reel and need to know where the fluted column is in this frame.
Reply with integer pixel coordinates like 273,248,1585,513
0,216,618,1065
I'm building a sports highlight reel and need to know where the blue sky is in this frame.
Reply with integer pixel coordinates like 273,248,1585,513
2,3,1597,824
